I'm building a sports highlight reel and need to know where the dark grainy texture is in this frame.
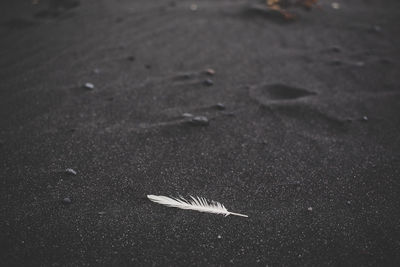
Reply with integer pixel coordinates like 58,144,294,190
0,0,399,266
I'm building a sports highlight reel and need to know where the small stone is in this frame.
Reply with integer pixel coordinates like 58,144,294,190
62,197,72,204
204,79,213,86
217,235,222,239
215,103,226,110
182,113,193,118
362,116,368,121
189,116,209,126
205,68,215,76
83,82,94,90
331,2,340,9
373,25,381,32
93,68,100,74
98,211,106,215
190,4,198,11
347,200,351,205
355,61,365,67
369,25,381,33
65,168,77,175
307,207,313,211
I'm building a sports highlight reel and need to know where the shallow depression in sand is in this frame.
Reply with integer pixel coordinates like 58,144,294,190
250,83,316,105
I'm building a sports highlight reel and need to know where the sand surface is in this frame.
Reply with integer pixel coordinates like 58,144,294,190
1,0,400,265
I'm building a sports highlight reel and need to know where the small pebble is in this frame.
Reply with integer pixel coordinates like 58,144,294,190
204,79,213,86
362,116,368,121
65,168,77,175
190,4,198,11
83,82,94,90
93,68,100,74
62,197,72,205
205,68,215,76
98,211,107,215
369,25,381,33
182,113,193,118
217,235,222,239
307,207,313,211
331,2,340,9
347,200,351,205
215,103,226,110
189,116,209,126
355,61,365,67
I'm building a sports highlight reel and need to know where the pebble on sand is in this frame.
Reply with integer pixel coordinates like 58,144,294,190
205,68,215,76
182,113,194,118
331,3,340,9
83,82,95,90
62,197,72,204
215,103,226,110
307,207,313,211
190,4,198,11
369,25,382,33
65,168,77,175
355,61,365,67
204,79,214,86
362,116,368,121
188,116,209,126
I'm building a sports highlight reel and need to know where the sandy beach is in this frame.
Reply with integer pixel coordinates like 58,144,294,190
1,0,399,265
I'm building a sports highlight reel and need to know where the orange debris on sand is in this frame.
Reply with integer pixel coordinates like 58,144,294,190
266,0,318,20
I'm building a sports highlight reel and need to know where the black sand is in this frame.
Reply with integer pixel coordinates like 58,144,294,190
1,0,400,265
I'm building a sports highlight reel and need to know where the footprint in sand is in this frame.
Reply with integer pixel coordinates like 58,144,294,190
249,83,316,105
249,83,348,137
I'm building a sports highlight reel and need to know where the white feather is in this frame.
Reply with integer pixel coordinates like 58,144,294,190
147,195,248,218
